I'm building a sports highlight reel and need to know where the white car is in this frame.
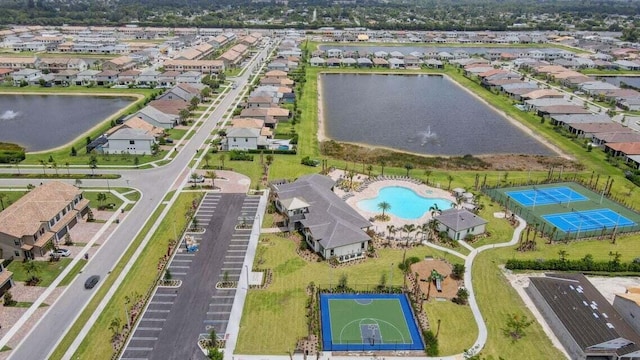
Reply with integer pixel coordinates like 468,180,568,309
189,175,205,183
50,248,71,257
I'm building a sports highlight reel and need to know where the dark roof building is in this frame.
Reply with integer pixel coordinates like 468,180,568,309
527,273,640,360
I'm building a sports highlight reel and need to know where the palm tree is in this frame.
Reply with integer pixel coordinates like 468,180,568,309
109,317,122,336
52,162,58,176
386,224,396,240
96,192,107,207
447,174,454,190
428,218,439,241
418,222,430,243
366,164,373,177
404,163,414,177
265,154,274,166
429,204,442,217
218,153,226,169
377,201,391,217
206,170,217,188
402,224,416,246
203,152,211,168
558,250,568,262
39,160,46,175
65,162,70,176
380,160,386,176
0,193,6,210
424,169,432,184
23,261,40,283
88,156,97,176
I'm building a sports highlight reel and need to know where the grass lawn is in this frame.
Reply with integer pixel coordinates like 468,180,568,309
84,191,124,210
7,258,72,287
472,249,565,359
59,259,87,286
0,191,27,209
165,128,187,140
423,300,477,355
53,192,202,360
235,234,463,354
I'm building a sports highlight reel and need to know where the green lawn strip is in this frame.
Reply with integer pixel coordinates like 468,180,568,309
7,258,72,287
0,173,120,179
471,201,520,248
0,191,27,208
423,300,477,355
0,346,10,352
12,302,49,308
473,249,566,359
120,189,141,203
165,128,187,140
64,192,202,360
83,191,124,210
59,259,88,286
580,69,640,75
235,234,462,354
46,203,167,360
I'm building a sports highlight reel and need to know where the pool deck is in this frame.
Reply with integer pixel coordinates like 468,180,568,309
329,170,457,228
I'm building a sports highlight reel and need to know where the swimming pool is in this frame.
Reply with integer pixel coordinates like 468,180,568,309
356,186,453,220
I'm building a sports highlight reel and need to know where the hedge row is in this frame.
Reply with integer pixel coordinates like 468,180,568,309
505,258,640,273
0,142,25,163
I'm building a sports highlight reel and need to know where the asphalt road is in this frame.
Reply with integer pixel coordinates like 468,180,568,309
3,41,276,360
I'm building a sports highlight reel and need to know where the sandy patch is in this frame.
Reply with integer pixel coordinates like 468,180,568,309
587,276,640,304
410,258,459,300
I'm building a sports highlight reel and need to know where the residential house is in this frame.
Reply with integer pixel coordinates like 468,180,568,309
0,182,90,261
158,83,201,103
74,69,100,86
0,261,13,297
434,208,487,241
11,69,42,86
95,70,119,86
102,56,136,71
270,174,371,262
104,128,156,155
388,58,404,69
134,106,178,129
309,57,325,67
246,96,277,108
106,116,164,140
224,127,265,150
176,71,203,85
117,70,140,86
157,71,180,88
148,99,189,116
162,60,224,74
53,70,78,85
137,69,160,86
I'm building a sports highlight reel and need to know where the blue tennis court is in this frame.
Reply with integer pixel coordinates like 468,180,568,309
543,209,636,232
506,186,588,207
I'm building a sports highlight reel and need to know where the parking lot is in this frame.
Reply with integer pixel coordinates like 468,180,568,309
120,193,260,360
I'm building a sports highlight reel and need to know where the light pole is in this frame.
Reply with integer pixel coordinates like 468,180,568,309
389,263,394,293
244,264,250,290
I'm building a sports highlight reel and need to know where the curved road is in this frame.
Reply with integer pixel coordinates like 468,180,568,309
1,42,276,360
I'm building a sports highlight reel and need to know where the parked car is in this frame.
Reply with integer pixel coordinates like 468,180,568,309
50,248,71,257
188,175,205,183
84,275,100,289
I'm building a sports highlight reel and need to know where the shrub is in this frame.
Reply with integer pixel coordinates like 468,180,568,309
228,150,253,161
3,291,16,307
423,330,439,356
0,142,26,164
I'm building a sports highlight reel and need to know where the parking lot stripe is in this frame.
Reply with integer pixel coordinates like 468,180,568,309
132,337,159,341
145,310,170,314
209,303,233,307
169,266,190,269
223,261,244,264
203,320,228,323
221,267,241,271
226,250,246,253
206,311,230,315
123,347,153,351
137,327,163,330
154,293,177,297
170,272,187,275
171,259,192,262
211,295,235,299
224,255,244,258
150,301,173,305
140,318,166,322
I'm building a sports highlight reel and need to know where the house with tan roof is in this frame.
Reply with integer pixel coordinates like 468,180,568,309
148,99,189,116
0,182,90,261
106,116,164,139
0,261,14,297
163,59,224,74
102,56,135,71
614,286,640,335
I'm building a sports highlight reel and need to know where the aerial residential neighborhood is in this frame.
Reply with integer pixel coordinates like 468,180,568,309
1,1,640,360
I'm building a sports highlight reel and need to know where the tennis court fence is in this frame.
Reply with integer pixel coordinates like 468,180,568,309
323,340,419,352
484,187,640,241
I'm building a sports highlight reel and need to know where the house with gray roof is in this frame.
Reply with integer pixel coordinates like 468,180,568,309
104,128,156,155
134,106,178,129
434,208,487,241
271,174,371,263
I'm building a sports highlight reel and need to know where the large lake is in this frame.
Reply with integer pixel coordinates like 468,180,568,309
601,76,640,89
0,95,133,151
321,73,552,156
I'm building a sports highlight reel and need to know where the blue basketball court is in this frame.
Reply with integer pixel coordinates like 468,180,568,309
506,186,588,207
542,209,636,232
